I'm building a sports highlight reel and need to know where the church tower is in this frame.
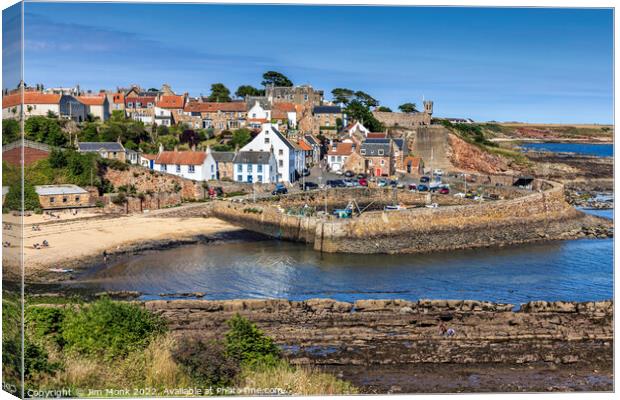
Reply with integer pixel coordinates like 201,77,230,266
423,100,433,115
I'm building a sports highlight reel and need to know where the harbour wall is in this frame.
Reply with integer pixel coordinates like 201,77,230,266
211,179,591,254
143,298,613,366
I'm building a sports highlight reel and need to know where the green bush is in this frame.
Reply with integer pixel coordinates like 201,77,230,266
26,306,66,347
61,298,165,360
25,337,60,378
225,314,280,367
3,181,41,212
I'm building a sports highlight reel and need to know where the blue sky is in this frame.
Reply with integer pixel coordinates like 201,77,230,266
3,3,614,123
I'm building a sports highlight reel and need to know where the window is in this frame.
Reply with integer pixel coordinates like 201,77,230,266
304,94,308,101
210,165,214,172
237,175,242,181
279,160,283,167
237,164,243,172
248,164,253,173
176,165,181,173
381,160,385,165
337,156,342,162
62,197,68,203
248,175,253,183
278,149,283,156
161,164,167,171
258,175,263,183
265,138,270,144
378,149,384,156
252,113,257,118
127,102,133,108
50,197,55,203
75,196,80,202
148,102,153,108
189,165,195,173
360,149,366,155
136,102,142,108
257,164,263,173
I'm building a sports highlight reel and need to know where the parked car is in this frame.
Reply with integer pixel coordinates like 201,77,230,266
344,170,355,178
439,187,450,195
420,176,430,183
356,173,367,179
327,179,346,188
302,168,311,177
300,182,319,191
417,184,429,192
343,179,356,187
389,180,398,188
378,179,389,187
433,169,444,176
408,183,417,191
358,178,368,187
272,183,288,195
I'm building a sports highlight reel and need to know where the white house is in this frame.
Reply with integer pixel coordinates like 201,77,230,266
153,145,217,181
241,123,304,182
2,92,88,122
326,141,355,173
77,95,110,121
154,95,185,126
232,151,278,184
247,101,271,129
345,121,370,137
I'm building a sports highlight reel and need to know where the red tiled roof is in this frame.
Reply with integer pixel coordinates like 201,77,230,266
184,101,246,113
367,132,387,139
271,109,288,120
3,92,62,108
155,151,207,165
141,153,158,160
156,95,185,109
297,140,313,151
327,142,353,156
273,102,296,112
77,96,105,106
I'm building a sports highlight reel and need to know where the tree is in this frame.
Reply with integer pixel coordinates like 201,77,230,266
345,100,384,132
261,71,293,87
331,88,355,105
377,106,392,112
398,103,418,113
48,149,67,169
354,91,379,108
2,119,20,144
180,129,201,148
229,128,252,149
46,110,58,119
24,116,67,146
235,85,264,98
208,83,231,102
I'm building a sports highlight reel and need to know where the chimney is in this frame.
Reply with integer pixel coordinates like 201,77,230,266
174,145,178,152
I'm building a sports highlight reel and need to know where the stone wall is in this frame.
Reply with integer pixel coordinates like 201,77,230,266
142,298,613,366
373,111,431,128
212,179,597,254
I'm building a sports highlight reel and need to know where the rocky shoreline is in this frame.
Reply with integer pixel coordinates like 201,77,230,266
140,298,612,393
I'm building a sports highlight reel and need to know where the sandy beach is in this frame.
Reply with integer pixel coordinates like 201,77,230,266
2,204,241,282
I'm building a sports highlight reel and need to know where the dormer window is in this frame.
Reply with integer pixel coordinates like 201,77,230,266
360,149,366,155
136,102,142,108
378,149,384,156
127,102,133,108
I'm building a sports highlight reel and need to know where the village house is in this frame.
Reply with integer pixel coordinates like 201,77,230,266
240,123,304,182
312,105,344,135
403,156,424,175
77,94,110,121
360,140,395,177
105,92,125,116
266,84,323,106
303,134,322,164
139,153,158,169
181,101,247,132
77,141,127,162
35,184,91,210
365,137,408,172
154,94,186,126
297,139,314,168
211,151,236,180
246,100,271,129
2,91,88,122
345,121,370,138
272,102,298,129
232,151,278,184
326,141,355,173
153,145,217,181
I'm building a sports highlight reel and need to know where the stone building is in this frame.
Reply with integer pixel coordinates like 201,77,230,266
266,84,323,106
312,105,344,136
35,185,91,210
372,100,434,128
212,151,236,180
360,141,395,177
232,151,278,184
181,101,247,132
77,94,110,121
77,141,127,162
2,91,88,122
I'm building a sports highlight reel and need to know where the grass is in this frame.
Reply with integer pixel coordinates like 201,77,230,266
238,359,358,396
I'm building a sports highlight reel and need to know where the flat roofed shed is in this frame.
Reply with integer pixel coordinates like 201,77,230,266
35,184,88,196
